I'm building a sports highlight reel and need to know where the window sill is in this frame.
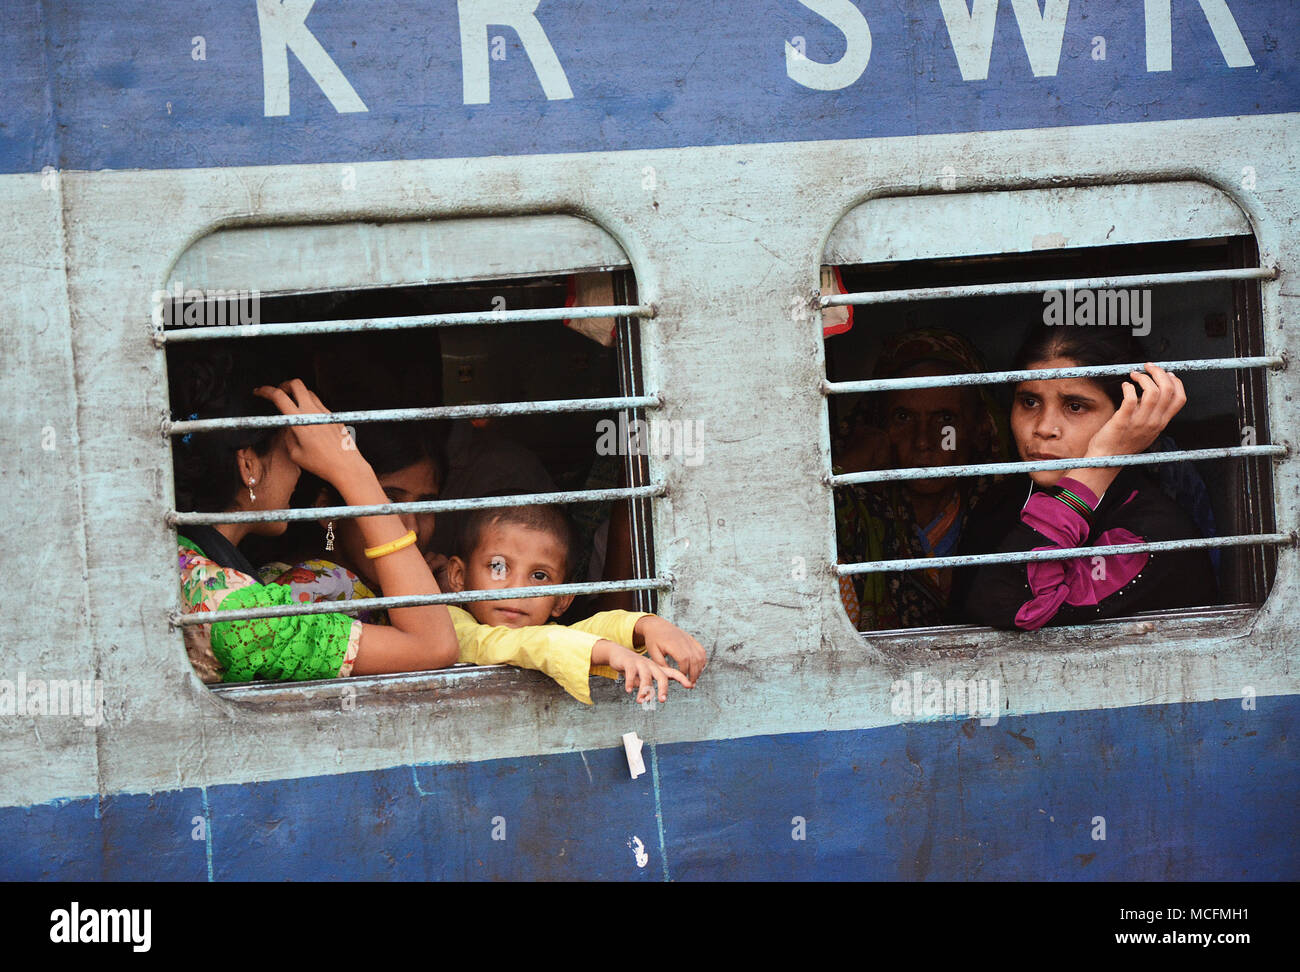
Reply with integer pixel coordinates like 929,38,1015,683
207,662,593,712
852,604,1260,655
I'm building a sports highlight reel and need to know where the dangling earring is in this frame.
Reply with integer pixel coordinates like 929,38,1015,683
325,520,335,552
248,477,256,502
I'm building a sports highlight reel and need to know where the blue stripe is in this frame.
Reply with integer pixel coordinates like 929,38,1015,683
201,787,214,883
650,741,670,882
1,697,1294,880
3,0,1297,175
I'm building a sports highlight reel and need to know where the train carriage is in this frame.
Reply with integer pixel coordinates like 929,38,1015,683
1,0,1297,881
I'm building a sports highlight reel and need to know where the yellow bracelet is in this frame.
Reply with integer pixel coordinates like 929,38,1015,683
363,530,418,560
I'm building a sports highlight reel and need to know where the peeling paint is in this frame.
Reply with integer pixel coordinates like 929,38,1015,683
629,836,648,869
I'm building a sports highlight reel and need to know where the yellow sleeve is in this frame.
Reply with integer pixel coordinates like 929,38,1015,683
450,606,600,705
567,611,650,680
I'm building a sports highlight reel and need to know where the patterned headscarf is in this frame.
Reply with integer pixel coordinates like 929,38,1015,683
834,327,1010,631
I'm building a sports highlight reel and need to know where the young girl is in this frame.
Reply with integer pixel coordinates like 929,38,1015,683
176,372,459,682
954,328,1218,630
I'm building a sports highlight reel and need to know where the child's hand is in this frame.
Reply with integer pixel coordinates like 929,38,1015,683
593,639,689,704
634,616,707,687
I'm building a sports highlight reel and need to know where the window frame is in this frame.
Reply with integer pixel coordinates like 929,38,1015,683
820,183,1291,643
160,217,666,702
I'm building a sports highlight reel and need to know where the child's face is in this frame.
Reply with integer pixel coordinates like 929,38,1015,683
448,521,573,628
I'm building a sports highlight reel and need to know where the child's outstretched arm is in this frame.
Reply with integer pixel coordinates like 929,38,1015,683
452,606,603,703
569,611,708,687
591,639,690,704
632,616,707,687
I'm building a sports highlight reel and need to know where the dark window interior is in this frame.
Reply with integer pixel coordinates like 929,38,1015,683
825,236,1276,607
164,270,654,623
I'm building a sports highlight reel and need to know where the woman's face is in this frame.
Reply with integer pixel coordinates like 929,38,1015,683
1011,356,1117,487
245,433,301,536
885,364,981,496
333,457,440,585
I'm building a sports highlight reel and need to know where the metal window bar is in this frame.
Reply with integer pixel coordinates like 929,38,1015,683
170,576,675,627
163,286,672,627
831,445,1287,487
166,394,660,436
823,355,1284,397
1229,236,1277,603
155,303,656,344
827,346,1292,578
825,356,1286,489
837,533,1294,576
820,266,1278,308
169,483,666,527
613,270,657,614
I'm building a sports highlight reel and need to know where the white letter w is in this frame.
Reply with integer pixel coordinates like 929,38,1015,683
939,0,1071,80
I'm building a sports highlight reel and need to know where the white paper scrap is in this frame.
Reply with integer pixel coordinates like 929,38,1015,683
622,731,646,780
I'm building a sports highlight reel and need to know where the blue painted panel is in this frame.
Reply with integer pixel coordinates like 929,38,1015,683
0,798,105,881
0,789,208,881
207,746,661,880
0,698,1294,880
658,699,1298,881
0,2,55,174
6,0,1299,174
99,790,211,881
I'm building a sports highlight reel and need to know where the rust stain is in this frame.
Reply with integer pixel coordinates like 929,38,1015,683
1006,729,1036,750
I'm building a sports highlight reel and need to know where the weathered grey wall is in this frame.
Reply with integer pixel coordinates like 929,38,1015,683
1,112,1296,807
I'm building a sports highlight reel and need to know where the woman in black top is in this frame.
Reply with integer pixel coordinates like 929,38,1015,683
953,328,1217,630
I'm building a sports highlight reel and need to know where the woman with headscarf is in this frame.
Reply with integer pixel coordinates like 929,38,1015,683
833,328,1009,631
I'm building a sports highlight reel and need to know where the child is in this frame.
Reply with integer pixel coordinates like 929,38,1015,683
445,504,708,704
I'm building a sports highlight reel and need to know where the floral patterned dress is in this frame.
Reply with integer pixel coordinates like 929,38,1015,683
179,538,363,684
258,559,389,625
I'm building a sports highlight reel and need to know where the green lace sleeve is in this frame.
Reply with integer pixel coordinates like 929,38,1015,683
211,583,356,682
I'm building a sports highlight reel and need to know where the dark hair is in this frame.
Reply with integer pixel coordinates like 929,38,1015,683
879,358,982,419
360,422,445,484
314,421,446,507
456,504,576,580
1011,325,1147,409
171,350,281,513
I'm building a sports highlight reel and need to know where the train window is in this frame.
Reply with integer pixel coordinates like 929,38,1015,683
821,183,1286,636
158,216,665,697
